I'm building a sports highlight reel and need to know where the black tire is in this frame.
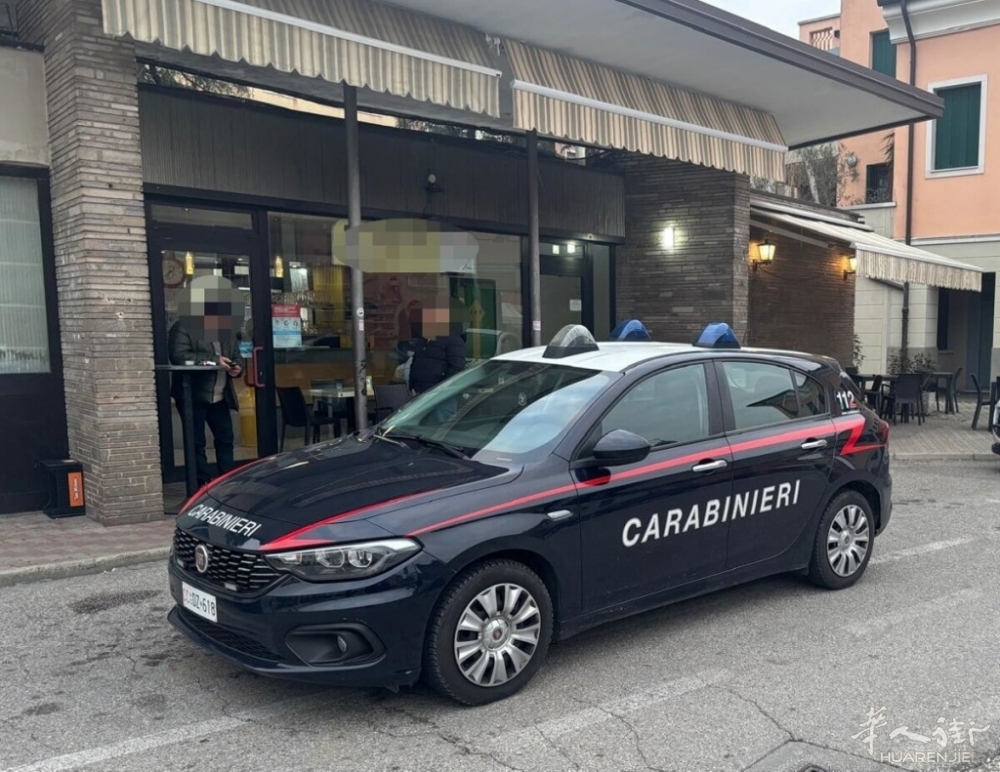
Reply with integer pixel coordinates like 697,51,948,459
808,490,875,590
423,559,553,706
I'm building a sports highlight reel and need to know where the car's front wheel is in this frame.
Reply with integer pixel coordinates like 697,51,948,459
808,490,875,590
423,559,553,705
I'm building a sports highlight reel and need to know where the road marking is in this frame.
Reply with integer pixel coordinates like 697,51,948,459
870,538,974,567
3,691,333,772
844,588,982,638
491,668,730,753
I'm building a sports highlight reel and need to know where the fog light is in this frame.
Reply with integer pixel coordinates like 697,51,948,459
285,625,385,666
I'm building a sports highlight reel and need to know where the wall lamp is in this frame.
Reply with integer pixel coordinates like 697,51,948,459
844,255,857,281
752,239,775,271
661,226,675,250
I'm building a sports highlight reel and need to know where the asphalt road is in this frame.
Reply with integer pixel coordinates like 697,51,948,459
3,461,1000,772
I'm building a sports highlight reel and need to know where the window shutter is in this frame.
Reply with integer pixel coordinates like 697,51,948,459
935,84,982,170
871,31,896,78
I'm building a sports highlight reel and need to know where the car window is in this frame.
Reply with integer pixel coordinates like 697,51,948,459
382,359,614,460
722,362,799,430
594,364,711,449
794,371,829,417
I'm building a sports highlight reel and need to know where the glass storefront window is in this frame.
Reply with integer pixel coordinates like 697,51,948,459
0,176,50,375
266,213,524,400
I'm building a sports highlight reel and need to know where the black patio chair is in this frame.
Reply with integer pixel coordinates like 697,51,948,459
935,366,963,413
374,384,413,424
863,375,883,414
883,372,924,425
970,374,989,430
276,386,340,451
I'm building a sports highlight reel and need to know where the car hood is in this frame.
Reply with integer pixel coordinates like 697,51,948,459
177,434,519,546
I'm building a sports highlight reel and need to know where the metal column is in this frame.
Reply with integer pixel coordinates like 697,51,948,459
527,131,542,347
345,85,368,429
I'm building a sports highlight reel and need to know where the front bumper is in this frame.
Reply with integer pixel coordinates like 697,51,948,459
167,551,453,688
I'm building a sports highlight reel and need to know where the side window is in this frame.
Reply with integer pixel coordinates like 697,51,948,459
596,364,711,449
794,371,829,417
722,362,799,430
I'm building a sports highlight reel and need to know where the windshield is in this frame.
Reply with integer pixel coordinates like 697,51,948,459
382,360,615,461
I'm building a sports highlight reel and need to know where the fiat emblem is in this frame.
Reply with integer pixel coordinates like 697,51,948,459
194,544,211,574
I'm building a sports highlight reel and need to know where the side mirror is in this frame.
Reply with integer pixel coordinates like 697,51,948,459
590,429,651,467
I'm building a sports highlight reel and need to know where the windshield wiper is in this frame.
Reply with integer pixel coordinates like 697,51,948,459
388,432,470,459
370,428,406,448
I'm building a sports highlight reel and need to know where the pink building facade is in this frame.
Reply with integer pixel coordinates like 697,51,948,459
802,0,1000,388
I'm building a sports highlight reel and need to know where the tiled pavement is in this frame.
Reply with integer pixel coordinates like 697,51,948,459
887,396,997,460
0,404,996,584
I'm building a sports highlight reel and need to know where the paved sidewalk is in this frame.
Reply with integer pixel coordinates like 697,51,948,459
0,403,995,587
0,510,175,587
887,396,998,461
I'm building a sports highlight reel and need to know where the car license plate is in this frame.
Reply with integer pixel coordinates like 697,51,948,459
182,582,217,623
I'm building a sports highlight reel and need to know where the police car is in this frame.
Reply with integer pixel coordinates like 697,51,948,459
168,324,892,706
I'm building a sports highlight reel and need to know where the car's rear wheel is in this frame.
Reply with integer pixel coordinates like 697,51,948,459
423,559,553,706
808,490,874,590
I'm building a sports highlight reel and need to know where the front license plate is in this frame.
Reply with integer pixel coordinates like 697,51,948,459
182,582,217,623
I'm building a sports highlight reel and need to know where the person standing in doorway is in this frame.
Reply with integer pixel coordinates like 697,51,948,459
169,276,245,486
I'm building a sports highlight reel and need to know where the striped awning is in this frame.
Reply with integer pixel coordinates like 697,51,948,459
755,209,983,291
505,40,788,181
102,0,502,117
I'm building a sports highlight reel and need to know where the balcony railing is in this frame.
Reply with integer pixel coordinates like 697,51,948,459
809,28,840,53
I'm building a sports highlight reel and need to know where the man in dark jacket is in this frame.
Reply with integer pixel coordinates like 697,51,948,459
408,334,466,395
169,279,245,485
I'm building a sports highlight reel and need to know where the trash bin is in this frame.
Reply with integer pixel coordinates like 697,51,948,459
38,459,86,518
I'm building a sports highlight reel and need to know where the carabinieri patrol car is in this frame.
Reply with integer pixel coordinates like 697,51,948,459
168,324,892,706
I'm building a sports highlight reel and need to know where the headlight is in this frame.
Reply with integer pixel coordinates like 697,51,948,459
264,538,420,581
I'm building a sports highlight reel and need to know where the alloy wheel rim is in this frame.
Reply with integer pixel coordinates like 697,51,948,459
453,583,541,687
826,505,871,577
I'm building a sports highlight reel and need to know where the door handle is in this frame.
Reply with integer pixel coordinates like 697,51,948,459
251,346,265,388
547,509,574,522
692,459,728,473
800,439,828,451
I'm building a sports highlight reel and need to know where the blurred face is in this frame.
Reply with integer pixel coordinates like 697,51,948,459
176,285,243,338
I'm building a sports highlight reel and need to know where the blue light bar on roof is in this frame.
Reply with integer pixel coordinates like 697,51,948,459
695,322,741,349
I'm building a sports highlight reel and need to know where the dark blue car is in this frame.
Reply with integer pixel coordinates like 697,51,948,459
168,326,892,705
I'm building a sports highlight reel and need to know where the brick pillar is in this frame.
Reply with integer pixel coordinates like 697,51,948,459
18,0,163,524
598,155,751,342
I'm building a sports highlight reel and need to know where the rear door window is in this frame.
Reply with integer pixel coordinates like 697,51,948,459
721,362,799,431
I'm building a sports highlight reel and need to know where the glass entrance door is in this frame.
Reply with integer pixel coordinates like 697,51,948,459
148,204,278,497
540,247,595,343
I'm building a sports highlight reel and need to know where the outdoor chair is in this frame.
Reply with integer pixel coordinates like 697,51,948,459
276,386,341,451
373,384,413,424
863,375,883,414
935,366,963,413
883,373,924,425
970,374,989,430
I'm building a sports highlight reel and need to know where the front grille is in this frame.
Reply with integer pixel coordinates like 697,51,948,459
178,609,281,662
173,528,282,593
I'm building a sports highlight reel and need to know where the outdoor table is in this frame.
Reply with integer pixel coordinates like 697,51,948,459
156,364,228,498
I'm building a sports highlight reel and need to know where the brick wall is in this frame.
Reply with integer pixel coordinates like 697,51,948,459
747,228,856,367
17,0,162,524
596,155,751,342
